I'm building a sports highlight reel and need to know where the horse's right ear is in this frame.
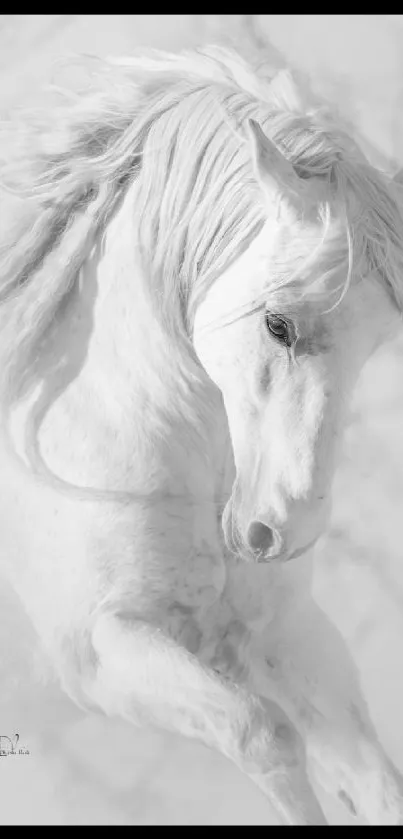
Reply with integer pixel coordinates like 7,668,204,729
247,119,309,206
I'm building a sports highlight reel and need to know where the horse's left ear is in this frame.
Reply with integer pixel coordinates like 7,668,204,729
247,118,306,202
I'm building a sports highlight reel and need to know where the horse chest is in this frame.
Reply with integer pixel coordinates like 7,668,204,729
132,542,227,656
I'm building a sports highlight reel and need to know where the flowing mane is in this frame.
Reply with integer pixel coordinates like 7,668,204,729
1,45,403,405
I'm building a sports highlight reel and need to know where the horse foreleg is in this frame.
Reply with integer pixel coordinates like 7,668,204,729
248,602,403,826
305,711,403,826
83,612,326,825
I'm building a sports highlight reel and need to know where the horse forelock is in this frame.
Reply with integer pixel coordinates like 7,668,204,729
1,45,403,406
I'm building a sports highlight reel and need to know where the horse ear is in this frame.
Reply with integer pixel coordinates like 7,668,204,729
247,118,305,201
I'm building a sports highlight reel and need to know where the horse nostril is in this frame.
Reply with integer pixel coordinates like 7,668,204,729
246,520,275,555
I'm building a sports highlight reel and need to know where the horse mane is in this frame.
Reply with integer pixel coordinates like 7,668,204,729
1,45,403,406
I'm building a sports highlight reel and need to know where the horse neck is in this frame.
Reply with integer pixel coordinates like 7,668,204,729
34,182,234,506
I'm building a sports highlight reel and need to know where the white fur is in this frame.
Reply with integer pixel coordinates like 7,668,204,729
1,48,403,825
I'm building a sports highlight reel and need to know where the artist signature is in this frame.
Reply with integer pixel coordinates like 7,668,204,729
0,734,30,756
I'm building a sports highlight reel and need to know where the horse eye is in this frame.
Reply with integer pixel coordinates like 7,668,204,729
265,313,294,347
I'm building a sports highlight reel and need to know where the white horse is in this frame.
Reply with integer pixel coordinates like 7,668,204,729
1,45,403,826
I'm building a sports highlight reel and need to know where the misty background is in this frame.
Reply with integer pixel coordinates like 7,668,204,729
1,14,403,826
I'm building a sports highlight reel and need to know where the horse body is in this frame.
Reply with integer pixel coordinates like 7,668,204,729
1,46,403,825
1,187,224,659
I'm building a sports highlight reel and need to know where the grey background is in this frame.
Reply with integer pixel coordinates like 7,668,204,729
1,14,403,826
